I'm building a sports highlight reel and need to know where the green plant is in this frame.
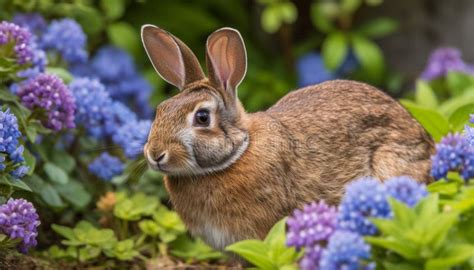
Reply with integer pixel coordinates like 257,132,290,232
225,218,301,269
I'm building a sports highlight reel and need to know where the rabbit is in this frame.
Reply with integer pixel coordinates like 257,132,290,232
140,25,435,251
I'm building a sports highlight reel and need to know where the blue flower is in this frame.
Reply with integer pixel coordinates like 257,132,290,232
104,101,137,137
113,120,151,159
296,53,336,87
69,78,112,138
0,198,40,253
319,230,374,270
385,176,427,207
336,51,359,77
40,19,87,64
431,133,473,180
0,109,28,179
12,13,47,35
11,165,29,179
91,46,135,82
337,177,390,235
88,153,124,181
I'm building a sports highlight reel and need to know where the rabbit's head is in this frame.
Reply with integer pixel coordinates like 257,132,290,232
141,25,249,176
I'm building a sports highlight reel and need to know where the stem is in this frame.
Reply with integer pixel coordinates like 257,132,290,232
152,237,157,258
158,243,168,256
120,220,128,240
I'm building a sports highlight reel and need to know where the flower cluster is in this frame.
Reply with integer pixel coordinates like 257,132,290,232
40,19,88,64
0,198,40,253
71,46,153,117
431,133,474,181
421,48,474,81
88,153,124,181
113,120,152,159
287,176,427,269
12,13,47,35
0,109,28,179
69,78,112,138
18,74,76,132
0,21,34,65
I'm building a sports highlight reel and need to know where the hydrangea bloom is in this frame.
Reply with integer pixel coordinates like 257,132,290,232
40,19,87,64
0,21,34,65
319,230,373,270
88,153,124,181
421,48,474,81
0,109,28,179
69,78,112,138
91,46,135,82
287,201,337,270
337,177,390,235
0,198,40,253
113,120,151,159
17,74,76,131
104,101,137,136
385,176,427,207
12,13,47,35
431,133,474,180
296,53,336,87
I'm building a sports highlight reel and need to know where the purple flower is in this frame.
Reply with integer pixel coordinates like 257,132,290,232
0,198,40,253
113,120,151,159
12,13,47,35
421,48,474,81
319,230,374,270
337,177,390,235
40,19,87,64
287,201,337,270
385,176,427,207
88,153,124,181
0,21,34,65
17,74,76,132
431,133,474,180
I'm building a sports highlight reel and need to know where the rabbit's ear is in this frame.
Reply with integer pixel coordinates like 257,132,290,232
206,28,247,100
141,25,205,90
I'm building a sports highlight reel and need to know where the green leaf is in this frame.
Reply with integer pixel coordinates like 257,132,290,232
401,101,450,141
425,244,474,269
72,6,104,35
40,183,64,208
23,147,36,175
341,0,362,13
101,0,125,20
415,80,438,109
388,198,416,228
448,103,474,131
427,180,459,196
0,176,32,192
445,71,474,96
44,162,69,184
46,67,73,83
52,224,75,240
55,180,91,209
310,3,335,33
226,240,275,269
261,5,281,33
352,35,385,83
439,89,474,116
365,237,419,259
356,17,399,38
51,151,76,173
107,22,140,57
322,32,348,71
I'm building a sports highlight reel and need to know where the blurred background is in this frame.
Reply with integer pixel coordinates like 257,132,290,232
3,0,472,113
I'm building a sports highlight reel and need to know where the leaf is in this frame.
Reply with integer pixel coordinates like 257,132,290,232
365,237,419,259
388,198,416,228
226,240,275,269
101,0,125,20
52,224,75,240
356,17,399,38
401,101,450,141
51,151,76,173
40,183,65,208
415,80,438,109
425,244,474,269
107,22,140,57
352,35,385,83
341,0,362,13
427,181,459,196
23,147,36,175
72,5,104,35
46,67,73,83
310,3,335,33
445,71,474,96
439,89,474,116
322,32,348,71
44,162,69,184
261,5,281,33
55,180,91,209
0,176,32,192
448,103,474,131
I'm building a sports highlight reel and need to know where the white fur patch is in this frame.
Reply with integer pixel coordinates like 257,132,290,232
197,224,235,250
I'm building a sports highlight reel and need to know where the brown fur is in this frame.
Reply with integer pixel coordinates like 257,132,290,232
141,26,435,250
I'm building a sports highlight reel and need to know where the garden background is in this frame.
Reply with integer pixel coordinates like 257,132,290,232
1,0,474,269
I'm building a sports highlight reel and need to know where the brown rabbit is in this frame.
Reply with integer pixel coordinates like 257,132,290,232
141,25,435,250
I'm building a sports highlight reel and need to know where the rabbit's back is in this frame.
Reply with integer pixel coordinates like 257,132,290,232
265,80,434,202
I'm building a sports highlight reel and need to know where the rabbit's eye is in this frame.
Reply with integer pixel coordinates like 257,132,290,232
194,109,210,127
